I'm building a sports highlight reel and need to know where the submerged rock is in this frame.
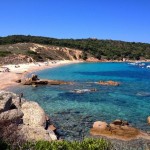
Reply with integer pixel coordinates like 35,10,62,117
98,80,120,86
70,88,97,94
136,92,150,97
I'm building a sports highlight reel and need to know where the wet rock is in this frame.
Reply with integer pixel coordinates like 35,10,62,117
22,76,72,86
98,80,120,86
47,80,73,85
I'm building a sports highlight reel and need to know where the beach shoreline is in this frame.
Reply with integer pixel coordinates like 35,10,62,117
1,59,150,90
0,60,83,90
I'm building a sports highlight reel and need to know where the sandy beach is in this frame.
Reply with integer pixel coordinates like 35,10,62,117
0,60,82,90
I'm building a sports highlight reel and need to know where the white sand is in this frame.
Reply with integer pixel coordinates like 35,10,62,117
0,60,82,90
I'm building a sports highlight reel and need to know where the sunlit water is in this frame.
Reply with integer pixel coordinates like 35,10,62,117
8,62,150,140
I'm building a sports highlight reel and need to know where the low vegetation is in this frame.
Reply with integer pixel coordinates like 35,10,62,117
0,51,12,57
0,138,112,150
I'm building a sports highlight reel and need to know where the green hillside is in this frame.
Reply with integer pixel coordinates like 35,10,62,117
0,35,150,60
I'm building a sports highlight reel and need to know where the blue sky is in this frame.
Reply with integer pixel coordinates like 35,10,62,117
0,0,150,43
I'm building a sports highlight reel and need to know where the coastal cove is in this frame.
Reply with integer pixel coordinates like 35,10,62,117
7,62,150,142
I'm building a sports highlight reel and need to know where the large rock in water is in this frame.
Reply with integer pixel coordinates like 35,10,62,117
21,101,45,126
90,120,150,141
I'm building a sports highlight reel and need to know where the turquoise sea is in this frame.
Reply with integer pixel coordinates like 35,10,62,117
9,62,150,140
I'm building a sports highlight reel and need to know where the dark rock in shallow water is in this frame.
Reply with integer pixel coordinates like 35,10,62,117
72,111,81,114
55,129,66,136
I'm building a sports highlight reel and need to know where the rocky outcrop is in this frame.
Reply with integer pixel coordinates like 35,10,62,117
0,90,57,145
98,80,120,86
0,109,23,123
21,101,45,126
90,120,150,141
21,74,72,86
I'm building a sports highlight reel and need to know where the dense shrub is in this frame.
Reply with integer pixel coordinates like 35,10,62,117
26,50,37,55
22,138,111,150
0,51,12,57
1,138,112,150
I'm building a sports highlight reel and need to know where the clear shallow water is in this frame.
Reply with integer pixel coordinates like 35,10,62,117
9,62,150,140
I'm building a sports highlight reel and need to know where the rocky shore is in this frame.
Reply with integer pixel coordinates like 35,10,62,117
1,90,150,149
90,120,150,141
0,90,57,146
